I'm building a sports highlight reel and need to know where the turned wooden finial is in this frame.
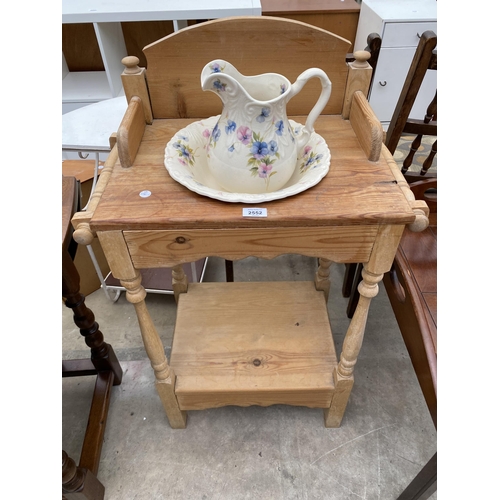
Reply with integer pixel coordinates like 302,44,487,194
352,50,371,68
73,223,95,245
122,56,141,74
408,207,430,233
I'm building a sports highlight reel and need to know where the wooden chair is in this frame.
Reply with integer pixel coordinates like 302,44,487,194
62,176,123,500
342,31,437,500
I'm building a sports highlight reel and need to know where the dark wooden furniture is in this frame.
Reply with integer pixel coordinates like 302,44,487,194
62,176,123,500
391,179,437,500
261,0,361,48
342,31,437,500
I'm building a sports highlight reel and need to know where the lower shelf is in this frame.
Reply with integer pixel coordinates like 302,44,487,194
170,281,337,410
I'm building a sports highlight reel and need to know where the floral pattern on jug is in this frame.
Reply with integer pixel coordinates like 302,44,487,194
200,59,331,194
204,110,299,191
164,116,331,203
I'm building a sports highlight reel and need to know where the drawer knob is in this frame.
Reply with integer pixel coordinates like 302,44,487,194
379,81,387,87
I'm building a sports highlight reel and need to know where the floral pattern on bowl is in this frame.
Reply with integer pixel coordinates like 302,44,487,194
164,116,330,203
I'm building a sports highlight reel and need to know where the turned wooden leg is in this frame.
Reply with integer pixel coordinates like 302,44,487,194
172,264,188,303
315,258,332,302
62,250,122,385
346,264,363,319
62,450,104,500
120,270,187,429
324,266,383,427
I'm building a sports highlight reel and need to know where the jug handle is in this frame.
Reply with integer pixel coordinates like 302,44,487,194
287,69,332,150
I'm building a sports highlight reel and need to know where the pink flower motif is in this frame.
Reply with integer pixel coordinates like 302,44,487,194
258,163,273,178
202,128,211,138
303,145,312,156
237,126,252,145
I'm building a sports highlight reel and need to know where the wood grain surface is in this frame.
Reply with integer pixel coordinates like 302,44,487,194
170,281,337,410
142,17,351,119
90,115,415,232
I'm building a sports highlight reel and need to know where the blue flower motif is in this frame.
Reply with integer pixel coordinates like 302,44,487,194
275,120,284,136
212,124,221,142
251,141,269,159
225,120,236,134
256,107,270,123
213,79,226,92
280,84,286,94
268,140,278,155
210,63,222,73
228,144,235,152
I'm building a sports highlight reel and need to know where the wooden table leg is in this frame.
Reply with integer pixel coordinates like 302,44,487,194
315,258,332,302
120,269,187,428
324,225,404,427
62,450,105,500
324,266,383,427
97,229,187,427
172,264,188,303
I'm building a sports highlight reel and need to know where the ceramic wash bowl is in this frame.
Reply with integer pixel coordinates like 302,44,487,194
164,116,330,203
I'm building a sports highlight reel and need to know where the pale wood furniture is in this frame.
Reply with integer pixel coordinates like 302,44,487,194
353,0,437,129
72,17,428,429
261,0,360,47
62,176,123,499
62,0,262,112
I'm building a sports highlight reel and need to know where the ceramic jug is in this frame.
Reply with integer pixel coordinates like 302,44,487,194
201,60,331,194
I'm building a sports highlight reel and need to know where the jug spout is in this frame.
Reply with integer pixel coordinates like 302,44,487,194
201,60,239,99
201,71,233,96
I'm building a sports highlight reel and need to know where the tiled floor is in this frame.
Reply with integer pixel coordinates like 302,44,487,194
62,255,436,499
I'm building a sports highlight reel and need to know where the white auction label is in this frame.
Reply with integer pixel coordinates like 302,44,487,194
242,207,267,217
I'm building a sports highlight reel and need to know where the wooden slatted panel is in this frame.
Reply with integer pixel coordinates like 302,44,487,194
142,16,351,118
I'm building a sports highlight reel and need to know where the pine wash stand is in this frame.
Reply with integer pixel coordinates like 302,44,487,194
72,17,429,429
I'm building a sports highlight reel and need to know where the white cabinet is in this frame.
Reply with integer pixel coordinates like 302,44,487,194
62,0,262,114
354,0,437,129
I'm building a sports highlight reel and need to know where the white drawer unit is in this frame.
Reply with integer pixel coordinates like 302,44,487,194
62,0,262,113
354,0,437,128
